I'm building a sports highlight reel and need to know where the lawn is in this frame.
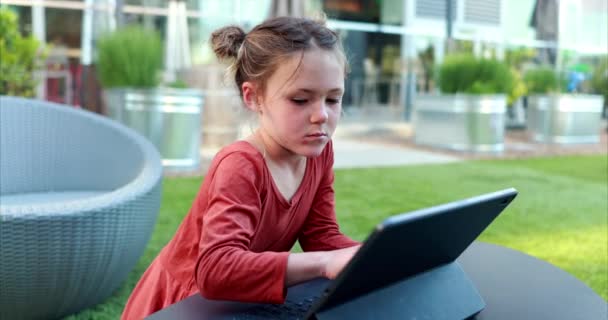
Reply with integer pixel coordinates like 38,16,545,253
66,154,607,319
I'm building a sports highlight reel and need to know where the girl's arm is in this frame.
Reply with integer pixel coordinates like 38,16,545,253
195,153,291,304
195,151,358,303
285,245,360,287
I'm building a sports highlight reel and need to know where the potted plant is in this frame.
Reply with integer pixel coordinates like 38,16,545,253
0,7,46,98
414,54,514,153
525,66,603,144
97,26,204,173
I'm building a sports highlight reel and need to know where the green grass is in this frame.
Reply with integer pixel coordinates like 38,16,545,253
66,155,608,319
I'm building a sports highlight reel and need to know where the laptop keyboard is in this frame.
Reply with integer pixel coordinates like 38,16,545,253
236,296,320,319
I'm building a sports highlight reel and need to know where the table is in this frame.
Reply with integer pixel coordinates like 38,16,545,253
147,242,607,319
460,242,607,319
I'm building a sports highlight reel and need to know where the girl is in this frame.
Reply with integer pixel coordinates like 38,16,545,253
122,16,360,320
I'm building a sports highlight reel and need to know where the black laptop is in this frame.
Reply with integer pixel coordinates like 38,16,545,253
146,188,518,320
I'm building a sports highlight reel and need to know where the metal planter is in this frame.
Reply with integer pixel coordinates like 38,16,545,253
414,94,507,153
178,65,243,149
104,88,204,173
527,94,603,144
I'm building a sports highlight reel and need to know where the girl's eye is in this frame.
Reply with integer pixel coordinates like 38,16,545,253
327,98,341,105
292,98,308,105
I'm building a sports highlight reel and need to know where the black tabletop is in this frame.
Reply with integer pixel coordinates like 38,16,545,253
458,242,607,319
148,242,607,319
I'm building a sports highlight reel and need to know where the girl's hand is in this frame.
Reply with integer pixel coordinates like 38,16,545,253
322,245,361,279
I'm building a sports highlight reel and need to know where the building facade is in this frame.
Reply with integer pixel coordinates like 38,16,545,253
4,0,607,116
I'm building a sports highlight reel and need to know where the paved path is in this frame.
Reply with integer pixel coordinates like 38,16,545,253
194,118,606,177
198,122,463,172
332,137,461,169
200,136,460,172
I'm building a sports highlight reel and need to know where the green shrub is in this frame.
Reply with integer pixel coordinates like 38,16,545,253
438,54,514,95
0,6,45,97
97,26,162,88
590,57,607,105
505,47,536,70
167,79,189,89
523,67,559,94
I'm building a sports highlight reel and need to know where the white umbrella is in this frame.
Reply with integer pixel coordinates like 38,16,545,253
80,0,117,113
270,0,306,17
165,0,191,82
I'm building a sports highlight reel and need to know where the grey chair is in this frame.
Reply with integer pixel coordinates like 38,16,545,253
0,96,163,319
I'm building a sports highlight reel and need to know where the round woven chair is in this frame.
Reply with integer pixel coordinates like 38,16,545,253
0,96,163,319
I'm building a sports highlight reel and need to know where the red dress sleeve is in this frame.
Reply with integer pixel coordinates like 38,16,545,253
194,152,290,304
298,141,360,251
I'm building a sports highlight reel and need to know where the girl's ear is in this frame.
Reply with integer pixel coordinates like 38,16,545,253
242,81,261,112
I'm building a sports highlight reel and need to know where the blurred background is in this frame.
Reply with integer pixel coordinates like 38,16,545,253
1,0,607,173
3,2,606,100
1,2,606,319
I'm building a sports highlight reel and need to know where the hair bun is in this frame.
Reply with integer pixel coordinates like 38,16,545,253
211,25,246,60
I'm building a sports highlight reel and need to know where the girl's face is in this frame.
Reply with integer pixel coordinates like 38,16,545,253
256,48,345,158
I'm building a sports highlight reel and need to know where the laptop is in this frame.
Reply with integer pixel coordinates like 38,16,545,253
146,188,518,320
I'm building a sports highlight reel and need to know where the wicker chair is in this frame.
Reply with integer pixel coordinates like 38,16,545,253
0,96,163,319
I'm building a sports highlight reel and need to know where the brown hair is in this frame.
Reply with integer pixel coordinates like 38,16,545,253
211,16,347,97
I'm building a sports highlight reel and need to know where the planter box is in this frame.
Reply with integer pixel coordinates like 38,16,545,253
527,94,603,144
104,88,204,173
414,94,507,153
179,65,243,149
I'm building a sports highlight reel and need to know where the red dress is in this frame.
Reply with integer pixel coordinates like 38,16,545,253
121,140,358,319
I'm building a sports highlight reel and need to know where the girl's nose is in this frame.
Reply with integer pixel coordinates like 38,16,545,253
311,101,329,124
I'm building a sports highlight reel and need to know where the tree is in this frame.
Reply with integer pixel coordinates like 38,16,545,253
0,6,45,97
